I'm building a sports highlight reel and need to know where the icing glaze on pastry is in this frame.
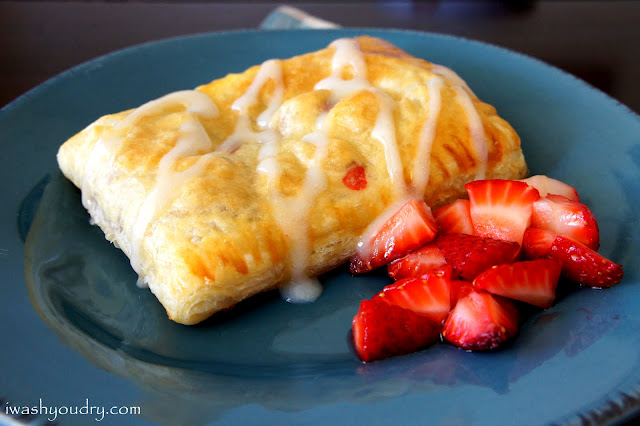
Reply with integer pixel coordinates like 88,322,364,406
131,117,214,279
57,36,527,324
80,90,219,280
218,59,284,154
314,38,370,103
411,76,444,196
212,58,325,302
430,64,475,97
220,38,408,301
453,86,488,180
120,90,218,128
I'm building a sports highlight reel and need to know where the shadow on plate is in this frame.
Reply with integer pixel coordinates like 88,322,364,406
23,172,625,425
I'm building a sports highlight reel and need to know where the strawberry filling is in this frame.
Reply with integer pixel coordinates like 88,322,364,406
343,164,367,190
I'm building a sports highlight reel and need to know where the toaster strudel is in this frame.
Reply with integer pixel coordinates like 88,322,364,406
57,36,528,324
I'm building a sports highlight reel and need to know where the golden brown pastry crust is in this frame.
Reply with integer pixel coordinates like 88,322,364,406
57,36,527,324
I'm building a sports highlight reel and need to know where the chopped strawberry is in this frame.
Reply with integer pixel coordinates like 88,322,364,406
376,265,454,324
522,228,557,259
466,179,540,245
350,200,438,274
442,287,519,351
434,199,474,235
449,280,475,307
435,233,521,281
352,298,441,362
531,194,600,250
473,259,562,308
549,235,623,288
387,243,447,280
520,175,580,201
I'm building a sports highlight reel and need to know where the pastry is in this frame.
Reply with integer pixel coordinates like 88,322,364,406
57,36,528,324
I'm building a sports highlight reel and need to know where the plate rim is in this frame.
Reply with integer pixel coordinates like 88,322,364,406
3,27,640,425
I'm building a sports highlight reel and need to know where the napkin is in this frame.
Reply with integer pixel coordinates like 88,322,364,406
260,5,339,29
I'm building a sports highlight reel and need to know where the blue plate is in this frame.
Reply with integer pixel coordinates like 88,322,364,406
2,29,640,426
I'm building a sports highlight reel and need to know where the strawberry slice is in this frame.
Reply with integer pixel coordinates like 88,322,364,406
520,175,580,201
466,179,540,245
434,199,474,235
449,280,475,307
435,233,521,281
473,259,562,308
387,243,447,280
350,199,438,274
376,265,454,324
549,235,623,288
442,287,519,351
522,228,557,259
352,298,441,362
531,194,600,250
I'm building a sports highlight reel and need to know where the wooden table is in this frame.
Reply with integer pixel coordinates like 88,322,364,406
2,1,640,115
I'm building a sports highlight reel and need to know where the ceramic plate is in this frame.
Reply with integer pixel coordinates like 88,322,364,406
1,29,640,426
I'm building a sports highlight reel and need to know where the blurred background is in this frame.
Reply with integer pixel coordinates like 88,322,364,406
1,0,639,113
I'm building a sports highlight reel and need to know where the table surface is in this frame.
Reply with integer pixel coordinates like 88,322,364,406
2,0,640,115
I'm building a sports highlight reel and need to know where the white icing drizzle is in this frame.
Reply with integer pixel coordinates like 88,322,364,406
81,90,217,209
232,59,284,127
431,64,488,179
370,88,406,197
221,39,487,303
120,90,218,128
80,39,489,307
352,63,488,256
230,38,400,302
82,90,218,283
217,60,283,153
130,116,214,274
411,76,444,196
273,131,330,303
218,115,281,153
431,64,476,97
453,86,488,180
256,132,330,303
314,38,370,103
215,58,325,302
315,38,407,196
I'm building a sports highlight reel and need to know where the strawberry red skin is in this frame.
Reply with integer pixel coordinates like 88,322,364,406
520,175,580,201
434,199,474,235
352,298,441,362
550,235,623,288
473,259,562,308
442,287,519,351
522,228,557,260
376,265,454,324
435,233,521,281
449,280,475,307
350,200,438,274
387,243,447,280
466,179,540,245
531,195,600,250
